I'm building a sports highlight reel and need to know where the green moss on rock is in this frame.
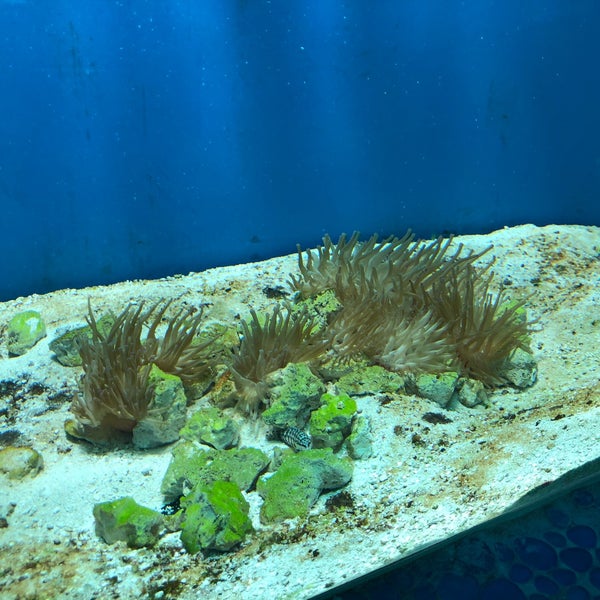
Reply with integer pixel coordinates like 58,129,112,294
132,364,188,449
7,310,46,356
309,393,357,450
258,448,353,523
180,480,253,553
93,496,164,548
262,363,326,429
180,407,240,450
336,365,405,396
161,442,269,501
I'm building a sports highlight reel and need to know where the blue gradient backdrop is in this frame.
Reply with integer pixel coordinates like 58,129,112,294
1,1,599,300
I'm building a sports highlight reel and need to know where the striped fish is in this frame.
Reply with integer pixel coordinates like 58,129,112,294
281,426,312,452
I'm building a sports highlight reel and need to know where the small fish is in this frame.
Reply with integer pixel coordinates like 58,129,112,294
281,426,312,452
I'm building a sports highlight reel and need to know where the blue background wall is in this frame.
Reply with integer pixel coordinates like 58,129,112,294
1,0,599,301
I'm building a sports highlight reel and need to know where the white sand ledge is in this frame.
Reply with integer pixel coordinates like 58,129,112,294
0,224,599,599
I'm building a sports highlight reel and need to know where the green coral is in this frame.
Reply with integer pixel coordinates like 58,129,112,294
93,496,164,548
131,364,188,449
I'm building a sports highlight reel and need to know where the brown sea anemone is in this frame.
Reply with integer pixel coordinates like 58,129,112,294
230,304,327,415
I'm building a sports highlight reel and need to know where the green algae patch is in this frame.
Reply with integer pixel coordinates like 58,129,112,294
309,393,357,450
7,310,46,356
336,364,405,397
409,371,460,408
0,446,43,479
262,363,326,429
180,480,253,553
180,407,240,450
258,448,353,524
132,365,188,449
93,496,164,548
161,441,269,501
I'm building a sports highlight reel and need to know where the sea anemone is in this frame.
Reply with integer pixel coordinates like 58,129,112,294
70,299,216,436
290,231,533,386
230,304,327,415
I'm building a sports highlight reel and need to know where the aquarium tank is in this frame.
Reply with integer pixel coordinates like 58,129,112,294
1,1,599,599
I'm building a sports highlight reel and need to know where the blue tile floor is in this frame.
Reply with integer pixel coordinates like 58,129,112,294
314,458,600,600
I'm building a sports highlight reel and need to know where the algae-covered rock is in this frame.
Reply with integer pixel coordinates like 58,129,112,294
454,377,489,408
262,363,326,429
161,441,269,501
0,446,43,479
345,415,373,460
132,365,188,449
6,311,46,356
258,448,353,523
49,314,115,366
180,407,240,450
93,496,164,548
180,480,253,553
336,365,405,397
309,393,357,450
498,348,538,389
408,372,460,407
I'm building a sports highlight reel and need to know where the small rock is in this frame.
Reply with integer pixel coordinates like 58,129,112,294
0,446,43,479
262,363,326,429
455,378,489,408
132,365,188,449
309,393,357,450
161,442,269,501
180,480,253,553
180,407,240,450
93,496,164,548
258,448,353,523
6,310,46,356
499,348,538,388
407,372,460,407
345,415,373,459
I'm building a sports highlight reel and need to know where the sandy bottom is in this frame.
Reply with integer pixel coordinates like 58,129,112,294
0,224,599,600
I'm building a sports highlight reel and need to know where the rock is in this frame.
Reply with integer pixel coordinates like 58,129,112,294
132,365,188,449
336,365,405,396
6,310,46,356
161,441,269,501
0,446,43,479
261,363,326,429
180,407,240,450
499,348,538,389
345,415,373,459
454,377,489,408
93,496,164,548
180,480,253,553
258,448,353,523
407,372,460,407
309,393,357,450
49,314,115,367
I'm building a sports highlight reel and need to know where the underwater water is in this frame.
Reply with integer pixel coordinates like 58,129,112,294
1,1,599,301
